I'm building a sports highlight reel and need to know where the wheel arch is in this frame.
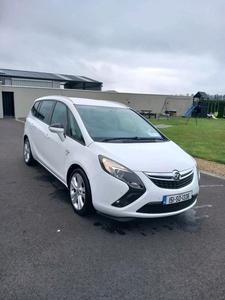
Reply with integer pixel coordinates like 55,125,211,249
67,164,88,187
23,135,36,166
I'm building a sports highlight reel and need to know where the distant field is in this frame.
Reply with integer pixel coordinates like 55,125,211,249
150,116,225,164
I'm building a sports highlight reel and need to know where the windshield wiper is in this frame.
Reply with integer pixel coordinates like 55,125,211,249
100,137,165,142
100,137,133,142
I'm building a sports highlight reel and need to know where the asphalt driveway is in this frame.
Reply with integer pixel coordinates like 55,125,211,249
0,118,225,300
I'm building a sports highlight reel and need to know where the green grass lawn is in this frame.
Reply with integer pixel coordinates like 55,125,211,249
150,116,225,164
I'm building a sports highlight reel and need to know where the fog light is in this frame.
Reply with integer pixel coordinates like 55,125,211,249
112,188,145,208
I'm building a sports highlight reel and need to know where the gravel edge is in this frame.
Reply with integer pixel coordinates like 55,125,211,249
195,157,225,179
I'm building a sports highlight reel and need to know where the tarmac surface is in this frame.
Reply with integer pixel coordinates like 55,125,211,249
1,118,225,300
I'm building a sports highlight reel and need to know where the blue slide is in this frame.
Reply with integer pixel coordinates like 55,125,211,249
182,105,196,118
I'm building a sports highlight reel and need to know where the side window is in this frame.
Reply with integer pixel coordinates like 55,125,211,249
68,110,84,144
51,102,68,130
31,101,40,117
38,100,55,124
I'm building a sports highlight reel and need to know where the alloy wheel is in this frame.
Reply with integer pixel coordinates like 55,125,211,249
70,173,86,211
24,140,31,163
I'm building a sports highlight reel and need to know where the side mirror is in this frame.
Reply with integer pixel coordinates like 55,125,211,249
49,123,66,142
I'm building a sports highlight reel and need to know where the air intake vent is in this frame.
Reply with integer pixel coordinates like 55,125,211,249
137,195,197,214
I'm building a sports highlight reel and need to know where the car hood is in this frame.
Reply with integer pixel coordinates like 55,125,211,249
89,141,196,172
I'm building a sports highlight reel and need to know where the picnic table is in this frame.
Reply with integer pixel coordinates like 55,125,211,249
140,110,157,119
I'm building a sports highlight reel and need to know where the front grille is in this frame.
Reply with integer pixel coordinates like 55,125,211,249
150,173,193,189
145,169,194,189
137,195,197,214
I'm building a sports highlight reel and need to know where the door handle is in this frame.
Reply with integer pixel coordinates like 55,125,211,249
30,123,34,127
66,149,70,155
44,133,49,139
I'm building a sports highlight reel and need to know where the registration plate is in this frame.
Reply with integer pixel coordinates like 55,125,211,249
163,191,192,205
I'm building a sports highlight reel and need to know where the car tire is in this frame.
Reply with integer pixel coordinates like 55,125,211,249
69,168,94,216
23,138,36,166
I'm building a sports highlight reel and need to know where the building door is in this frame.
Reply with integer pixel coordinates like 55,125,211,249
2,92,15,117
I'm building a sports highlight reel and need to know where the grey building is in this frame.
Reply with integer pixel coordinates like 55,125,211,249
0,68,102,90
0,68,103,117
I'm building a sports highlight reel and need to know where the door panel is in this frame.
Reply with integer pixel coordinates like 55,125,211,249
2,92,15,117
42,102,68,180
31,100,55,164
42,130,68,180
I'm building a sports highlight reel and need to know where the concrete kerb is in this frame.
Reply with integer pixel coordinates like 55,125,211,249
155,124,172,129
16,118,26,123
199,170,225,180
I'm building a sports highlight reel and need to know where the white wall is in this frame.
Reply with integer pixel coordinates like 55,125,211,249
0,82,3,118
1,85,193,119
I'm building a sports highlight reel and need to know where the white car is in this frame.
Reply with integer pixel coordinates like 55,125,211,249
23,96,200,220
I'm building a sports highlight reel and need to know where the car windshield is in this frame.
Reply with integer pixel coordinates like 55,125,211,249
75,105,167,143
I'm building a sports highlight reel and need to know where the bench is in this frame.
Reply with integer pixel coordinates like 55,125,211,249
139,110,157,119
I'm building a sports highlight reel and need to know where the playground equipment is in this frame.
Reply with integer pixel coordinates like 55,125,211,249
207,102,221,118
182,106,196,118
158,97,178,120
158,94,225,121
192,92,225,119
182,104,201,124
182,93,203,123
207,112,218,119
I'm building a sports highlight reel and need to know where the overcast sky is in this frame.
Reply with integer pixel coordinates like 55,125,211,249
0,0,224,95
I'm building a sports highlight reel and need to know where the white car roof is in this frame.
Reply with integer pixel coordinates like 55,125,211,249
35,95,127,108
70,97,127,108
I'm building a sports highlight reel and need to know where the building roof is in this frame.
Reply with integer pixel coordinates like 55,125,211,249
193,91,209,99
0,68,102,84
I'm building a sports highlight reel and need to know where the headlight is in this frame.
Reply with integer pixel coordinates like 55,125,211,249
99,155,145,190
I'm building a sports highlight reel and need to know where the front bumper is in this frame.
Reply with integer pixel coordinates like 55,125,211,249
90,168,199,219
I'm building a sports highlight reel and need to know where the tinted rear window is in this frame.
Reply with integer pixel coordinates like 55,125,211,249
31,101,40,117
37,100,55,124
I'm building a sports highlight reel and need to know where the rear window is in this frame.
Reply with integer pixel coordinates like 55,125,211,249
31,101,40,117
35,100,55,124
